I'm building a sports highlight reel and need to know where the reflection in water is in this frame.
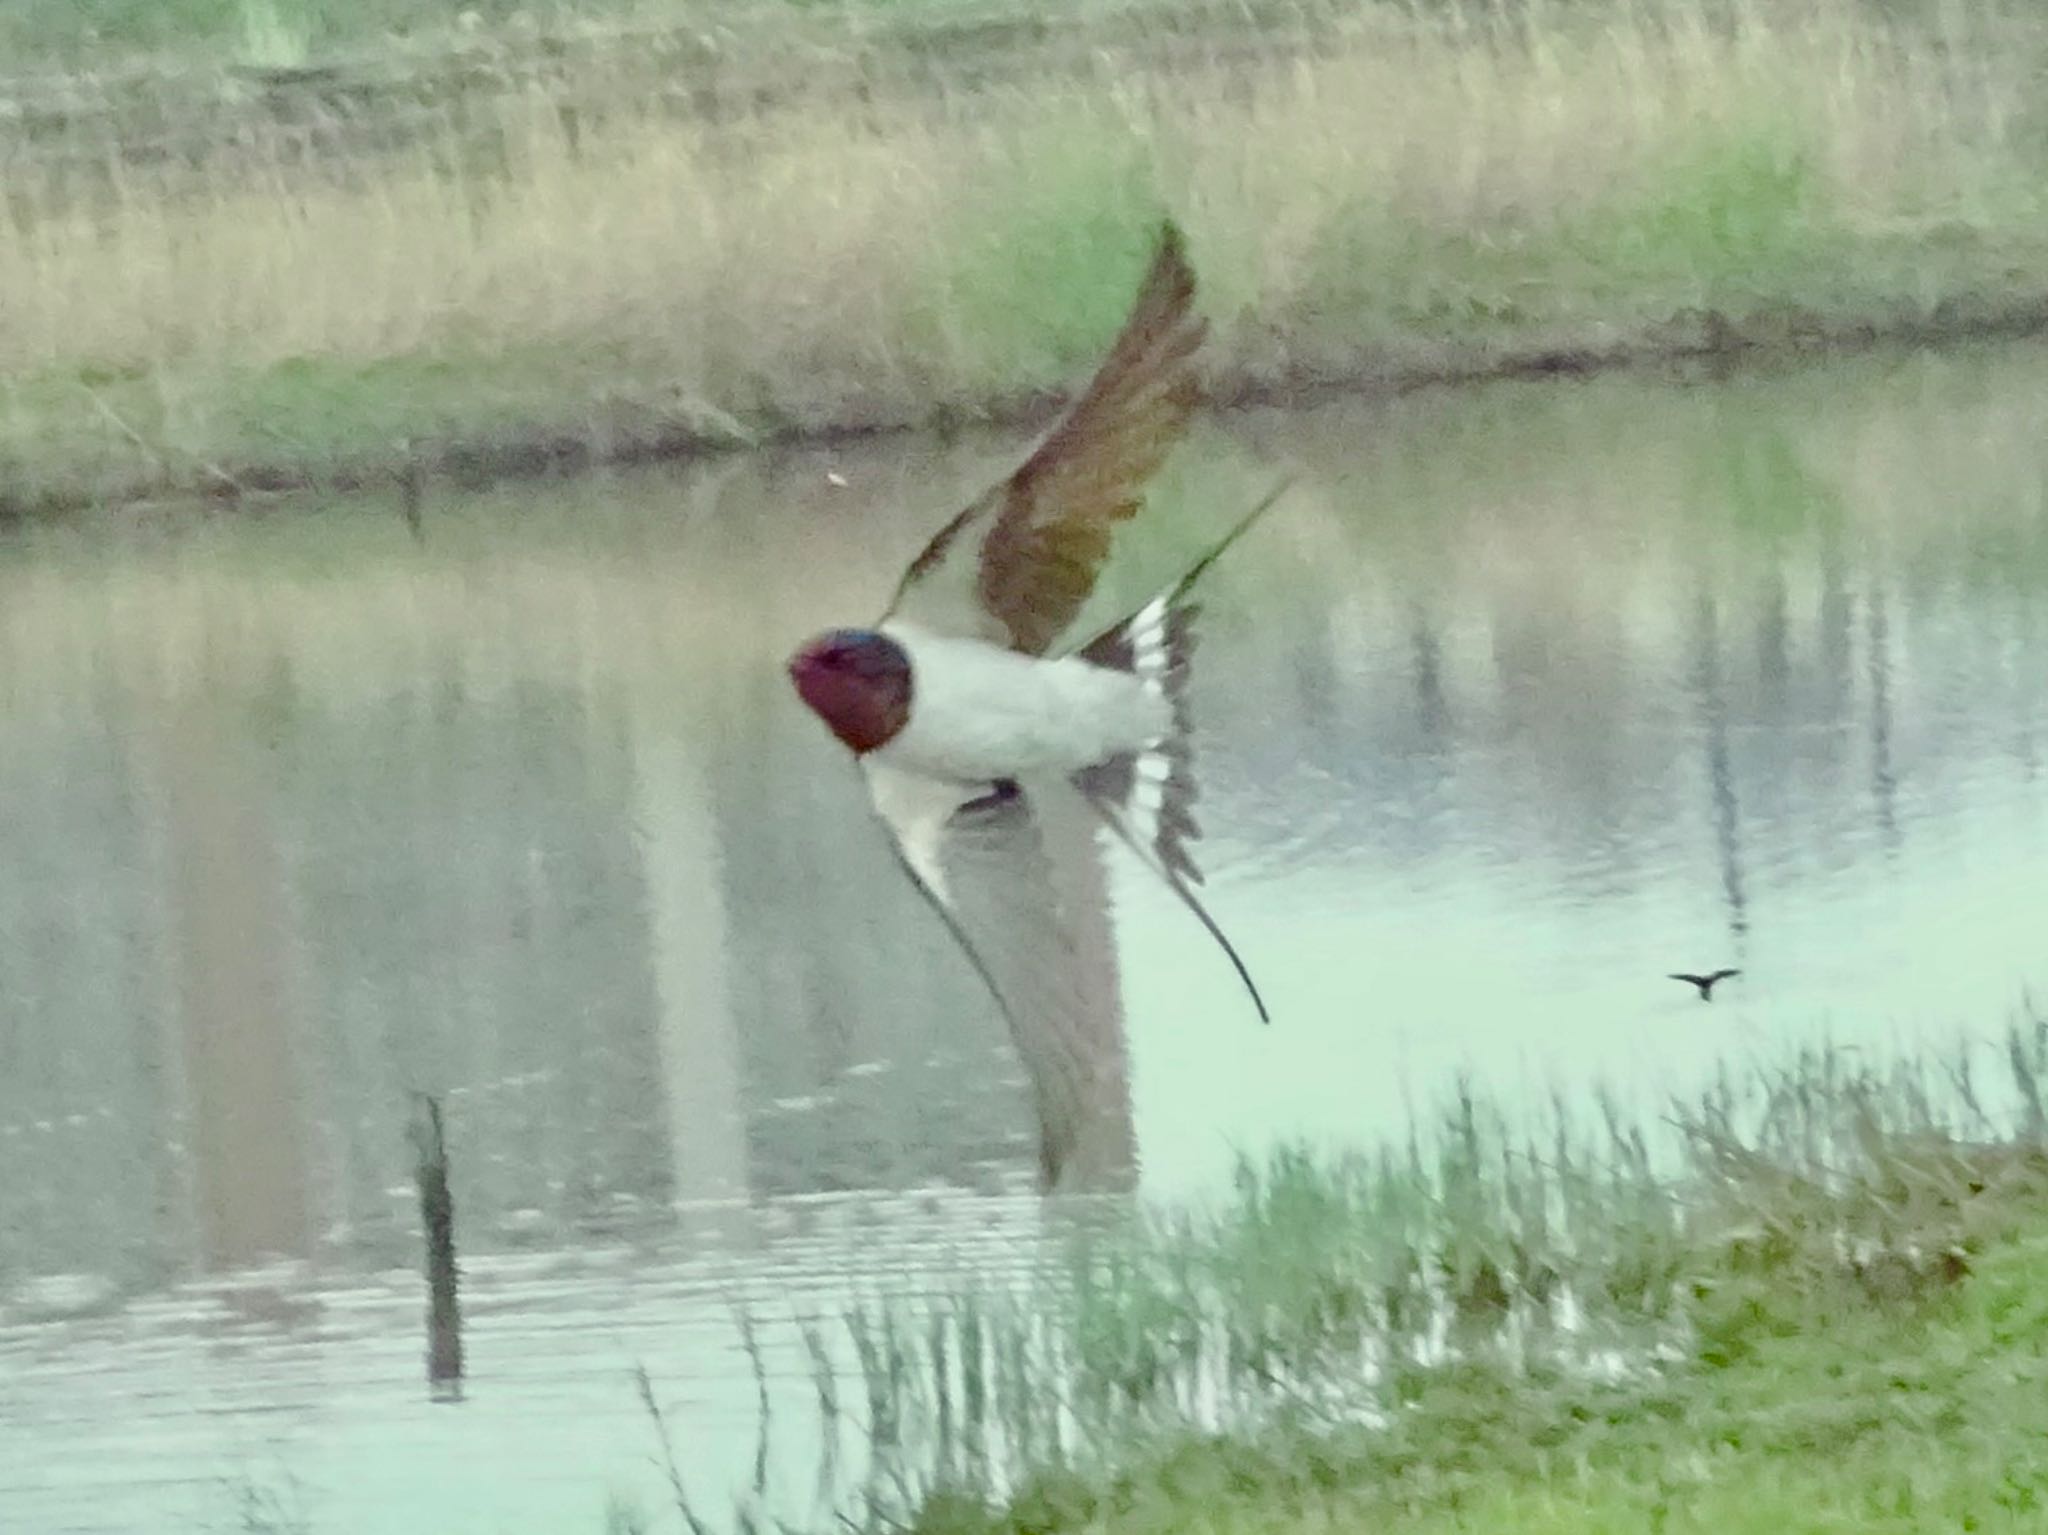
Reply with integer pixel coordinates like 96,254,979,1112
160,687,312,1271
1867,586,1900,854
972,781,1135,1193
630,708,749,1208
3,340,2048,1529
1408,605,1450,744
1686,593,1750,942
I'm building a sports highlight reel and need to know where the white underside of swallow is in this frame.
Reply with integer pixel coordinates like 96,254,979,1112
873,621,1170,785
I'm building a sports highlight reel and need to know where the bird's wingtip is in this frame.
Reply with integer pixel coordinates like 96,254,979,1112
1145,217,1195,292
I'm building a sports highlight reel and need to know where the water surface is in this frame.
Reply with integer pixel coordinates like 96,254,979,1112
3,340,2047,1531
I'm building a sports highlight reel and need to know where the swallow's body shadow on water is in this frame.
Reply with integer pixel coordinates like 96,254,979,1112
786,222,1279,1182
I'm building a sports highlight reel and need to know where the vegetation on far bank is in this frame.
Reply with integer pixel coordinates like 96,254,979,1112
7,0,2048,519
644,1024,2048,1535
0,0,1033,70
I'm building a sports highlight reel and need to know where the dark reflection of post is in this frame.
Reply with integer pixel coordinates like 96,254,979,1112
1866,587,1900,853
1020,786,1136,1195
1688,594,1750,942
2018,601,2041,783
1410,600,1451,744
627,709,751,1215
158,689,311,1269
1755,573,1791,715
1818,547,1854,717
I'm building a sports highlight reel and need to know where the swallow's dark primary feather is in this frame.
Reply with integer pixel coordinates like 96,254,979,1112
882,222,1209,655
1669,968,1741,1001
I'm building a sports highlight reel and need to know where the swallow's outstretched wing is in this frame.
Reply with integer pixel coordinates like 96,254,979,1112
864,761,1102,1040
863,761,1129,1183
881,222,1207,655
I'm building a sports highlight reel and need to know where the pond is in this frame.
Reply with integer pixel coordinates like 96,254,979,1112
3,339,2046,1532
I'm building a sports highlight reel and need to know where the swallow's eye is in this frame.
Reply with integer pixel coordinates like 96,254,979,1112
797,630,905,687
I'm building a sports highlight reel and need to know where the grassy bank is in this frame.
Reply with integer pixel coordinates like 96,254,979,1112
917,1226,2048,1533
701,1027,2048,1534
7,0,2048,518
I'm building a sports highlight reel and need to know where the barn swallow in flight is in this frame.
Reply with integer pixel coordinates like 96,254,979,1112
1670,968,1741,1001
787,222,1276,1051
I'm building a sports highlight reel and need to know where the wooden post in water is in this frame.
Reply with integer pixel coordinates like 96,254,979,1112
410,1093,465,1401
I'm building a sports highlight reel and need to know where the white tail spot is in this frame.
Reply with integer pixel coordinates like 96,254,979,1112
1131,597,1171,695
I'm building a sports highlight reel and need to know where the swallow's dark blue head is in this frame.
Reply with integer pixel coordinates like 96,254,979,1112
787,628,913,754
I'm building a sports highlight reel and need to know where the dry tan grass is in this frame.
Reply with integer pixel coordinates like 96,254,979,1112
0,0,2043,505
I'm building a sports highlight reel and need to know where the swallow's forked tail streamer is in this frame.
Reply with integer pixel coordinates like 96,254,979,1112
1069,479,1294,1024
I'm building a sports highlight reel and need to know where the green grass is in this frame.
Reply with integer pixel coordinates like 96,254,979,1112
912,1225,2048,1533
748,1028,2048,1534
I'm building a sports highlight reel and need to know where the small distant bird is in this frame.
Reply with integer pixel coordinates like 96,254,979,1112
1669,968,1741,1001
787,221,1276,1031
